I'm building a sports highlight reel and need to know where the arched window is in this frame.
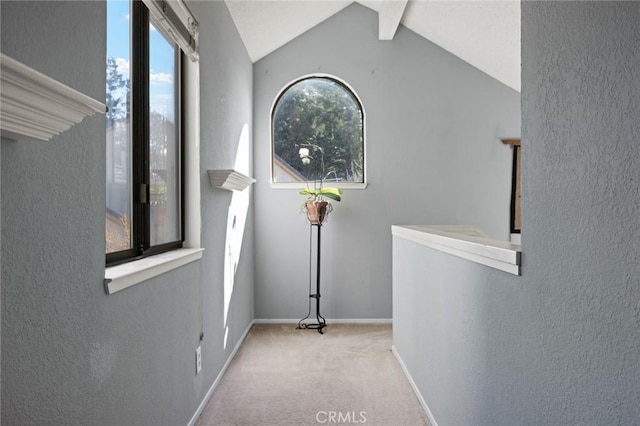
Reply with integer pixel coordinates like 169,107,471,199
271,75,365,184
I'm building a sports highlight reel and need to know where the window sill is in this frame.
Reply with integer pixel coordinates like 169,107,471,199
392,225,521,276
270,182,367,190
104,248,204,295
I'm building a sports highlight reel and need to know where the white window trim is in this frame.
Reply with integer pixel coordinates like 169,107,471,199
104,58,202,294
270,182,367,190
142,0,199,62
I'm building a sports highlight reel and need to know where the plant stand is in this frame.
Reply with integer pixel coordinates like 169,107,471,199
297,222,326,334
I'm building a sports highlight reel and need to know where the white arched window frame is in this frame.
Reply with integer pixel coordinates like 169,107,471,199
270,74,367,189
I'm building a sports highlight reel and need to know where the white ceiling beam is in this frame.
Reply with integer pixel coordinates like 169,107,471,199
378,0,408,40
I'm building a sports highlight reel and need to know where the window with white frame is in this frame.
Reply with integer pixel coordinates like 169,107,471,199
271,75,365,185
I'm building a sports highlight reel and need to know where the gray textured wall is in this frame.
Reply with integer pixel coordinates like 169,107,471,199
393,237,528,425
394,2,640,424
1,1,254,424
0,94,2,424
189,0,255,403
253,4,520,320
519,1,640,422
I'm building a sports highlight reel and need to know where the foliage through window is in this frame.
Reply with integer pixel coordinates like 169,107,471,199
272,76,365,184
106,0,183,265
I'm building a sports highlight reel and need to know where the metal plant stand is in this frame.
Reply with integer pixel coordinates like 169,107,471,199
297,222,326,334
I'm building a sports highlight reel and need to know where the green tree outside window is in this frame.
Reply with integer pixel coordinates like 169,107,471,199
272,76,365,184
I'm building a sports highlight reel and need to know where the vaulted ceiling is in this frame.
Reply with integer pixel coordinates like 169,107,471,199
224,0,521,92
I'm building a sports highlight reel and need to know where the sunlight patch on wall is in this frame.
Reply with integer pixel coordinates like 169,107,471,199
223,123,251,349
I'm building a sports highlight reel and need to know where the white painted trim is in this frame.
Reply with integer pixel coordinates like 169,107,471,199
392,225,521,276
207,169,255,191
392,346,439,426
143,0,199,62
0,53,106,141
183,59,201,248
270,181,367,190
325,318,392,324
104,248,204,294
254,318,392,324
188,320,255,426
378,0,408,40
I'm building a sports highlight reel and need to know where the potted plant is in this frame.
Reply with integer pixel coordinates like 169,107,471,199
298,144,342,225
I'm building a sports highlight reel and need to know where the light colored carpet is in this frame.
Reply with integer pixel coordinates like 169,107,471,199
196,323,430,426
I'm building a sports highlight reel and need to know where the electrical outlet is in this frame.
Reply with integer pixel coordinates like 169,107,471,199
195,346,202,375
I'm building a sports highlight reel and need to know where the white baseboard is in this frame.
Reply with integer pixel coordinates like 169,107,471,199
391,345,438,426
254,318,393,324
187,320,255,426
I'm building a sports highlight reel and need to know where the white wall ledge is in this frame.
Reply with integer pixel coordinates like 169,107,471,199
1,53,106,141
392,225,521,275
207,169,255,191
104,248,204,295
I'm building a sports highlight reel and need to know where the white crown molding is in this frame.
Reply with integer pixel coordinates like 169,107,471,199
0,53,106,142
207,169,255,191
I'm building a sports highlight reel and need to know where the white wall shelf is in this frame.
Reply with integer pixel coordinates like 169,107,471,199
0,53,106,142
207,169,255,191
